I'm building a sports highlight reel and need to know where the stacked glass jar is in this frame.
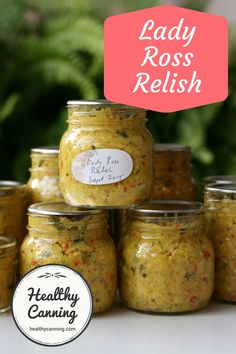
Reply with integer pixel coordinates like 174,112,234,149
4,100,220,315
27,146,63,203
18,100,220,315
59,100,154,207
115,143,198,242
114,140,214,313
153,144,198,200
20,100,154,314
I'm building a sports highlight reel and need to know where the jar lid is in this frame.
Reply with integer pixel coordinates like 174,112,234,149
67,99,115,106
154,144,191,152
205,183,236,194
0,181,22,197
31,146,59,155
0,181,21,188
28,202,104,216
204,175,236,185
131,200,203,217
66,99,144,109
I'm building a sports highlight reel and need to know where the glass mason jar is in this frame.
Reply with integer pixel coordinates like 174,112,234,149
115,144,198,243
205,183,236,302
153,144,198,200
27,146,63,203
204,175,236,186
59,100,154,207
0,236,18,313
119,201,214,313
20,202,117,313
0,181,28,243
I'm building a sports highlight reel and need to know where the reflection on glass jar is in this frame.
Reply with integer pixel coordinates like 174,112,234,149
205,183,236,302
27,146,63,203
119,201,214,313
20,202,117,313
0,181,28,243
204,175,236,186
0,236,18,313
59,100,154,207
153,144,198,200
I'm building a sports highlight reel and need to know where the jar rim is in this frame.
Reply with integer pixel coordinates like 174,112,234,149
0,181,23,196
67,99,145,111
130,200,203,217
204,176,236,185
154,144,191,152
31,146,59,155
0,180,21,188
67,99,117,106
0,236,17,250
28,202,104,216
205,183,236,194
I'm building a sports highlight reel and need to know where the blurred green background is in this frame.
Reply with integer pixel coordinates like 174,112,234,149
0,0,235,187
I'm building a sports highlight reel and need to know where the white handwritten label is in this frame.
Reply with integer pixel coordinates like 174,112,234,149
71,149,133,185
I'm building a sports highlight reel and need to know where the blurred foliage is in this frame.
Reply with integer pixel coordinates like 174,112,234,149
91,0,160,18
0,0,235,191
0,0,103,180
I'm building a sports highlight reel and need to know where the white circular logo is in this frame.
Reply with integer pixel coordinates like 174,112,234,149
12,264,93,346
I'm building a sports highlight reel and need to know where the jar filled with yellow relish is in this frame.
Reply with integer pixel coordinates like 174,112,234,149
20,202,117,313
0,236,18,313
0,181,27,243
27,146,63,203
153,144,198,200
115,144,198,242
59,100,154,207
205,183,236,302
119,201,214,313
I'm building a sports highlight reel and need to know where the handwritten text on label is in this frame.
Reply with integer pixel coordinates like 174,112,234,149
72,149,133,185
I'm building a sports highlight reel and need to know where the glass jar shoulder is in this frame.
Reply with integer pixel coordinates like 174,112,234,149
21,229,115,270
121,221,213,261
60,125,153,151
